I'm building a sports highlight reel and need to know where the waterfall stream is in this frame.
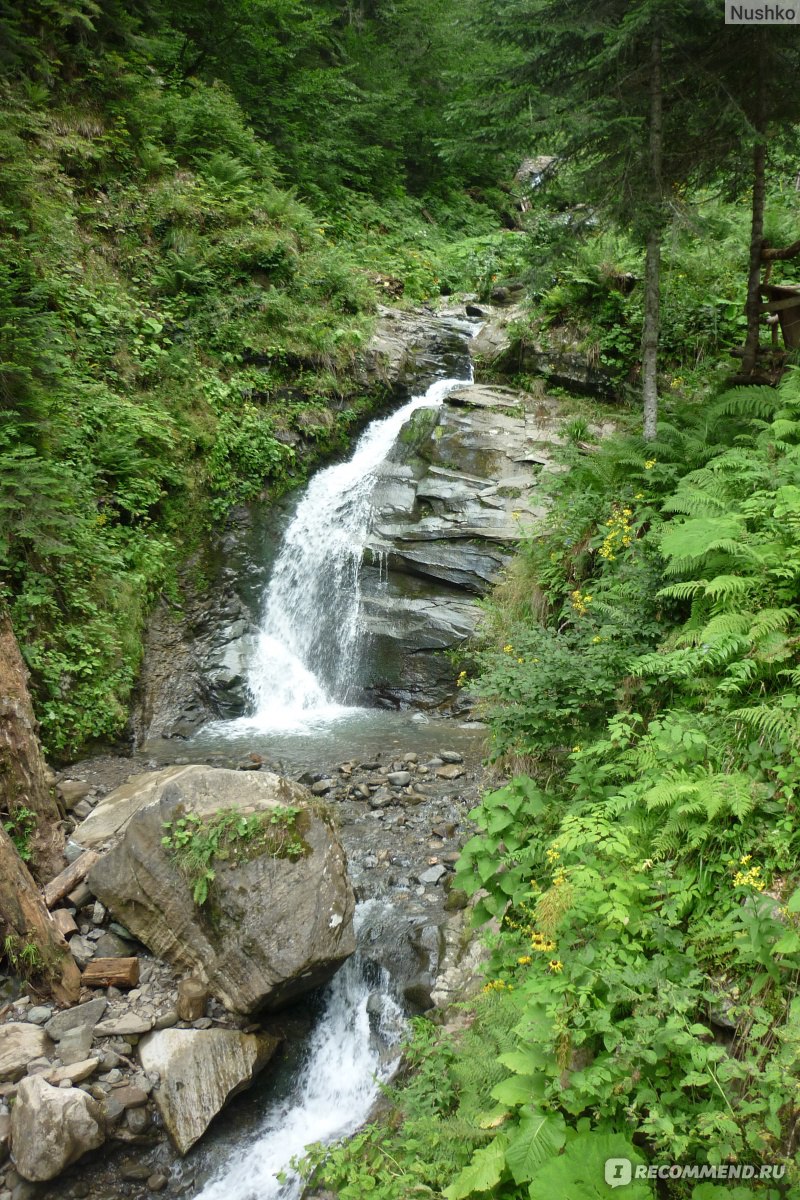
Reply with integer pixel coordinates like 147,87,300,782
194,907,405,1200
244,370,473,730
189,322,477,1198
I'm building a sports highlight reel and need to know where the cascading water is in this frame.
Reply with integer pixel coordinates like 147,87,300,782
193,907,406,1200
245,371,472,731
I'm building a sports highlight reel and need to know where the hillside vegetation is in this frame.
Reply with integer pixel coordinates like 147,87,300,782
0,0,519,757
5,4,800,1195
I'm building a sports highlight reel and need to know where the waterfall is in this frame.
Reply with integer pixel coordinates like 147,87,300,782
193,910,406,1200
245,372,471,731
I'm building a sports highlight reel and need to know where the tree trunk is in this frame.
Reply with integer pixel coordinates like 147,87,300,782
642,28,663,443
742,138,767,376
0,821,81,1005
0,606,65,882
742,32,767,378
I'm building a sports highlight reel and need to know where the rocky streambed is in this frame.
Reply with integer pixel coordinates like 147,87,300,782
0,737,490,1200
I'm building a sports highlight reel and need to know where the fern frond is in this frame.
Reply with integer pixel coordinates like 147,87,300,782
729,702,800,748
710,386,779,421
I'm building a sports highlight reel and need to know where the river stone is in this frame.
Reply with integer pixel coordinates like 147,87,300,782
418,865,447,885
93,1014,152,1038
57,1026,94,1065
46,1059,98,1086
45,1000,107,1043
138,1028,279,1154
10,1076,105,1181
435,764,464,781
24,1008,51,1027
87,766,356,1014
0,1026,53,1083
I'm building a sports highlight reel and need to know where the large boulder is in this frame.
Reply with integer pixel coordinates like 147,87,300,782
10,1075,104,1181
0,1024,53,1083
85,766,356,1014
138,1027,279,1154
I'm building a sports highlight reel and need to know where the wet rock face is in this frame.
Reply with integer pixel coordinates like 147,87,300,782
85,766,356,1015
360,382,608,707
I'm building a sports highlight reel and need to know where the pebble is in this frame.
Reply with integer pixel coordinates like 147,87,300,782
126,1106,150,1134
418,865,447,885
112,1085,148,1109
25,1007,51,1026
153,1010,178,1031
310,779,334,795
102,1096,125,1123
435,764,464,781
120,1160,151,1181
147,1174,169,1193
387,771,412,786
439,750,464,763
24,1058,52,1076
368,789,393,810
192,1017,213,1030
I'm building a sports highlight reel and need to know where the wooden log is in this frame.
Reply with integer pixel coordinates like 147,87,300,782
81,957,140,989
51,909,79,938
759,296,800,313
177,977,209,1022
43,850,100,910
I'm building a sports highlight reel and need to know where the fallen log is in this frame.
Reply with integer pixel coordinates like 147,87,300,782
81,957,140,989
43,850,100,910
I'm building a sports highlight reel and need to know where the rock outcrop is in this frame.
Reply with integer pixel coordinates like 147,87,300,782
359,382,612,707
138,1027,279,1153
471,305,617,396
84,766,356,1014
10,1076,104,1181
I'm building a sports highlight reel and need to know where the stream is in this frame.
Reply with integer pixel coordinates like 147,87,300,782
177,317,482,1198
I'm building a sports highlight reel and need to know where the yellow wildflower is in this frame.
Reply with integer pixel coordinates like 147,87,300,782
503,644,514,654
644,459,656,470
517,955,532,965
739,854,752,865
548,960,564,973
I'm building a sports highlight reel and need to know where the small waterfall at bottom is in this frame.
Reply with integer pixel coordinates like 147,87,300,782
193,905,406,1200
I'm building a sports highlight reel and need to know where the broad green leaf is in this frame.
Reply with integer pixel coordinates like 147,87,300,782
529,1131,651,1199
505,1110,566,1184
443,1135,508,1200
491,1074,545,1106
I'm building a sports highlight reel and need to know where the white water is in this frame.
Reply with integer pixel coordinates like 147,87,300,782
194,930,405,1200
243,373,470,732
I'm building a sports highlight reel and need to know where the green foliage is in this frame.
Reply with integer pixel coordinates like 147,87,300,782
2,806,36,862
322,366,800,1198
161,805,305,907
